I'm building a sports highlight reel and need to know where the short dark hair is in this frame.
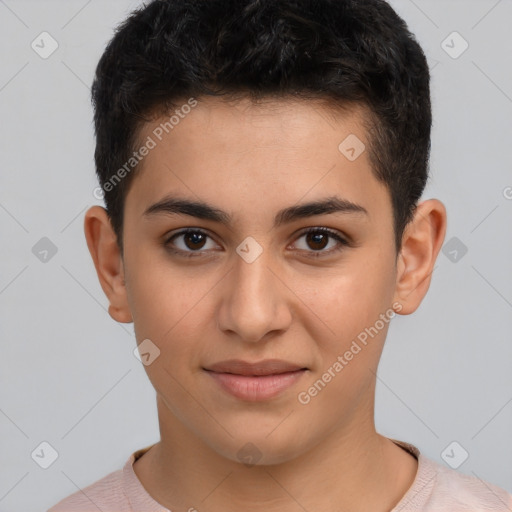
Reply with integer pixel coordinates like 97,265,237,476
91,0,431,256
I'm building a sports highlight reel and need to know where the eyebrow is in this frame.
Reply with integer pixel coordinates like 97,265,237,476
143,194,368,228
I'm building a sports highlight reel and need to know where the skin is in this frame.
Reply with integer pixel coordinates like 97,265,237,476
84,96,447,512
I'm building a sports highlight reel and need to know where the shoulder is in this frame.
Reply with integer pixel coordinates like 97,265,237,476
427,458,512,511
390,440,512,512
47,467,127,512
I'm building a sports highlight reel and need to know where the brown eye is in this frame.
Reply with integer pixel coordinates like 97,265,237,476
305,231,329,250
164,226,349,259
293,227,349,257
165,229,218,257
182,231,207,250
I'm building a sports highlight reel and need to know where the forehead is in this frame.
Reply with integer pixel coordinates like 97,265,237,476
141,95,368,145
137,95,370,155
124,95,390,227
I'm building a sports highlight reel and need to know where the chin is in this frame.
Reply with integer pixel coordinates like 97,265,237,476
204,425,315,467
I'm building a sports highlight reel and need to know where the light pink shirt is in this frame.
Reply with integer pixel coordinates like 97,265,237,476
48,439,512,511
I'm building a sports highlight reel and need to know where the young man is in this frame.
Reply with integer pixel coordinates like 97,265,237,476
49,0,512,510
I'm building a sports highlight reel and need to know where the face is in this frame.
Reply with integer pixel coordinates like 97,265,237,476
118,96,402,464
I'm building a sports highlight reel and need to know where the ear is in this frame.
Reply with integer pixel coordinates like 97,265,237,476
83,206,133,323
392,199,447,315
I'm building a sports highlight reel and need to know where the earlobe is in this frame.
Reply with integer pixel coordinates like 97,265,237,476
392,199,447,315
84,206,133,324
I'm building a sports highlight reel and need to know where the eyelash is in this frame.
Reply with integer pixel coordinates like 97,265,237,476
164,227,350,259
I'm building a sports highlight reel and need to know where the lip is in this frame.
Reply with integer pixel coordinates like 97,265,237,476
203,359,308,401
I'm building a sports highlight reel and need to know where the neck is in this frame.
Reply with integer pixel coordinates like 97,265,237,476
133,394,418,512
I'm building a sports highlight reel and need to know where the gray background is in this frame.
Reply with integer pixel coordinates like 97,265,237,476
0,1,511,510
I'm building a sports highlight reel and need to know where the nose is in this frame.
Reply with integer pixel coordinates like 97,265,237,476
216,246,293,343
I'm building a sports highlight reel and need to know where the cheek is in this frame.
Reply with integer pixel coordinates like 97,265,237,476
302,251,395,368
127,259,216,369
126,253,193,336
